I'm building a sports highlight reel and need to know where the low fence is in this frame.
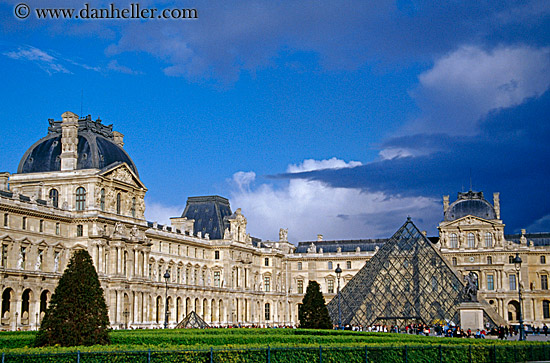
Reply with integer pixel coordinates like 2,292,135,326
1,344,550,363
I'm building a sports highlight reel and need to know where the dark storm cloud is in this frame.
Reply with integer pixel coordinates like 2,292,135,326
274,91,550,233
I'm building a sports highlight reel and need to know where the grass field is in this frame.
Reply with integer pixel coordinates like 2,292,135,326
0,328,547,353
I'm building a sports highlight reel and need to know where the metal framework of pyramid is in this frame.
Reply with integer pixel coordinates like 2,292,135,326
327,218,466,328
175,311,210,329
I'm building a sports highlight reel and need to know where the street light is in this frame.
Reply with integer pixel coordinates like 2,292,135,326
512,253,525,341
335,263,342,330
164,269,170,329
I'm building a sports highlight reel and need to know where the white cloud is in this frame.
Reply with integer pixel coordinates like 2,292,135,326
232,171,256,192
4,46,70,75
107,60,142,75
287,157,362,173
144,199,185,225
409,45,550,135
229,158,440,242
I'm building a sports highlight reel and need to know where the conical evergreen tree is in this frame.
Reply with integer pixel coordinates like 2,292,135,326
299,280,332,329
35,249,110,347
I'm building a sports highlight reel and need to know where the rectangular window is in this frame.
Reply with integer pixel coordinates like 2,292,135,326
149,264,152,279
487,274,494,290
328,280,334,294
509,274,517,291
76,224,83,237
328,261,333,270
3,213,8,227
55,222,60,235
22,217,27,230
297,262,302,270
297,279,303,294
1,244,7,267
544,301,550,319
346,261,352,269
264,258,269,267
214,271,220,287
265,303,270,321
177,268,181,283
542,275,548,290
39,220,44,233
264,276,270,292
215,251,220,260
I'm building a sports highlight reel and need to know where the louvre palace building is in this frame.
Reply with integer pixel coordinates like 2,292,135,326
1,111,550,331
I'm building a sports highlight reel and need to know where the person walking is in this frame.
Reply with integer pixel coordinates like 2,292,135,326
544,324,548,337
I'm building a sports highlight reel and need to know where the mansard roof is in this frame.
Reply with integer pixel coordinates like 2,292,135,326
505,232,550,247
18,115,138,176
181,196,232,240
444,190,496,222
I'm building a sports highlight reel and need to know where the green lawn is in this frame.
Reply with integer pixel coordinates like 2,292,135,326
0,328,546,354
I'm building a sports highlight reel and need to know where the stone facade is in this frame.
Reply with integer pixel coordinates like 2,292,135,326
1,111,549,331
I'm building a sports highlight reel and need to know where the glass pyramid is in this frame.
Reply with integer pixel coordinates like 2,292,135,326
175,310,210,329
327,218,464,328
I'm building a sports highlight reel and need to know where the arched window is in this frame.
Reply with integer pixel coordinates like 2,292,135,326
485,232,493,248
116,193,121,215
467,233,475,248
328,261,333,270
131,197,136,218
49,189,59,208
75,187,86,211
100,188,105,211
450,233,458,248
265,303,270,321
487,256,493,265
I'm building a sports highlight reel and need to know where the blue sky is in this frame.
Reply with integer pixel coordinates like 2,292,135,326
0,0,549,242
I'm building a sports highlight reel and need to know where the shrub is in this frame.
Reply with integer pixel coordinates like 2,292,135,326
34,249,110,347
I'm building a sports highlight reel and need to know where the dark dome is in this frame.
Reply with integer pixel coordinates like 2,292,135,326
18,115,138,176
444,191,496,221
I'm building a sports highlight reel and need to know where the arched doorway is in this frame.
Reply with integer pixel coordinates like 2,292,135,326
156,296,162,324
21,289,32,325
123,293,130,329
39,290,50,322
508,300,520,321
1,288,13,323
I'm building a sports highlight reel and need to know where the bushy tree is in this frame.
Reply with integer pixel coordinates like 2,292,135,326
35,249,110,347
299,280,332,329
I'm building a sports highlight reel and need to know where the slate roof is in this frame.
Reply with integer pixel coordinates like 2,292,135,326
294,239,389,253
505,232,550,247
181,196,232,240
18,115,138,176
444,190,496,221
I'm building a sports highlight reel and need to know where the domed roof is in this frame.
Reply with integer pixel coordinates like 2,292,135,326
444,190,496,221
18,114,138,176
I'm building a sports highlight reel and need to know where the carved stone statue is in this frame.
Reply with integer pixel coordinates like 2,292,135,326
463,272,478,302
279,228,288,242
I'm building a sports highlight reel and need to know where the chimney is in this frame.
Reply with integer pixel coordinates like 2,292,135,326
443,195,449,213
493,192,500,219
0,172,9,191
113,131,124,148
60,111,79,171
317,234,323,242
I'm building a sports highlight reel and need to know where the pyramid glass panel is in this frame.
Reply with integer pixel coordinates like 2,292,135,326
327,219,465,327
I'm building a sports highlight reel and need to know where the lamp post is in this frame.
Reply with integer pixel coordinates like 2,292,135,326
335,263,342,330
164,269,170,329
512,253,525,341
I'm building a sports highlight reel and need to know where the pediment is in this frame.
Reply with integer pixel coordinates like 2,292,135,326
441,215,501,228
99,163,146,189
